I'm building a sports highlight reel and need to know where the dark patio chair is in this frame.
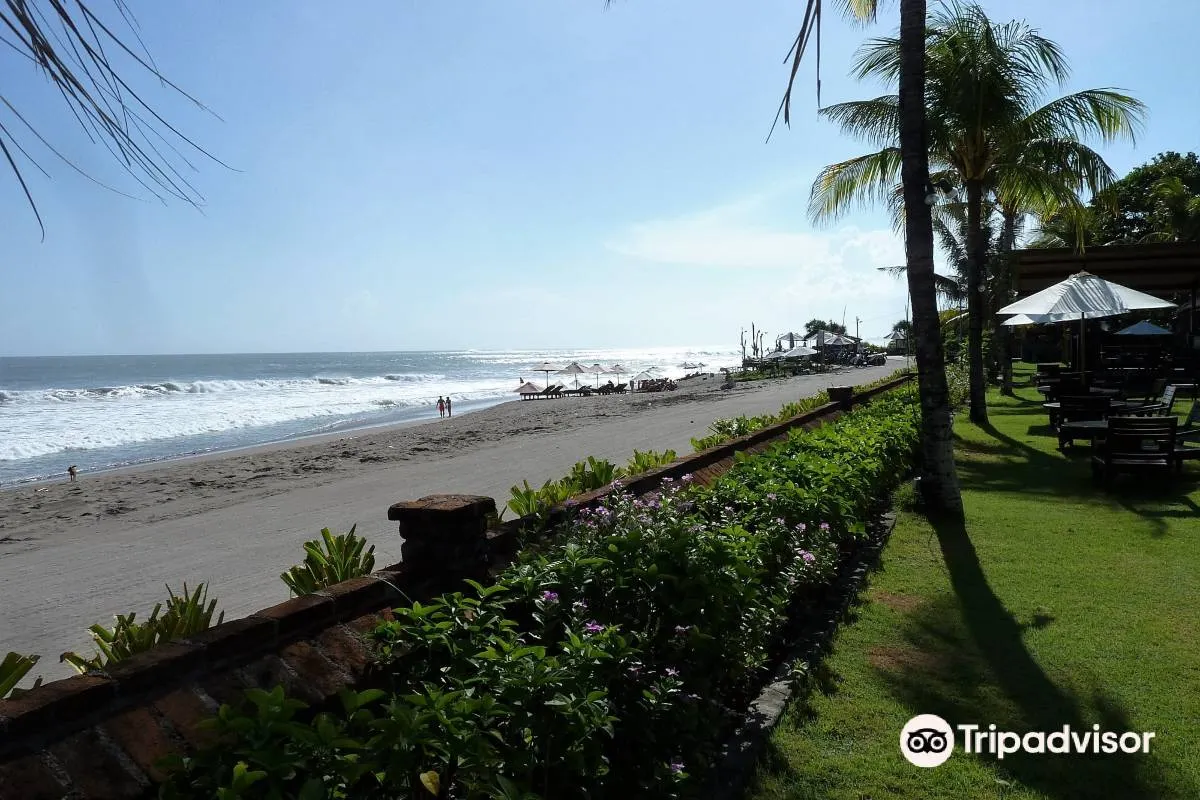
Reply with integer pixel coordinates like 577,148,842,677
1057,395,1111,450
1091,417,1178,485
1127,384,1178,416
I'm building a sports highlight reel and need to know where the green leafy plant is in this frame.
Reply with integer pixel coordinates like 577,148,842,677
624,449,678,477
61,584,223,673
567,456,625,491
280,525,376,596
1,652,41,699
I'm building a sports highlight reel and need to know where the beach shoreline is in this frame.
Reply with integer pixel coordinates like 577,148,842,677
0,394,513,492
0,361,907,679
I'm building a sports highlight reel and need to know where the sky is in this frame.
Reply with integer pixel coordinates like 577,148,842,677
0,0,1196,356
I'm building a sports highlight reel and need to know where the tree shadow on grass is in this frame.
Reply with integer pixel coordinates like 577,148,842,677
875,513,1171,800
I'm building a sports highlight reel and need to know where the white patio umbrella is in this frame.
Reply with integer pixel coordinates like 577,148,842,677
782,345,818,358
1002,314,1045,327
1115,320,1172,336
998,271,1175,373
556,361,588,388
586,363,607,387
532,361,560,389
607,364,628,385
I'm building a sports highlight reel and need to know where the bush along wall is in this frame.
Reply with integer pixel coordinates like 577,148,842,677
160,386,921,800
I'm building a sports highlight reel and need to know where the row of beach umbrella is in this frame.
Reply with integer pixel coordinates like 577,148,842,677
527,361,646,390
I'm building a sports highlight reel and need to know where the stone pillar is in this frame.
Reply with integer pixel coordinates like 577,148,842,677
827,386,855,409
387,495,495,589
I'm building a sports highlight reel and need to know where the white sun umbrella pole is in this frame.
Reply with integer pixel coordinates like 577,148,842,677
998,271,1174,376
587,363,607,387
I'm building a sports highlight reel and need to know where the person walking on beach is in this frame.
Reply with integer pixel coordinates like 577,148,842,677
437,396,445,418
445,396,453,417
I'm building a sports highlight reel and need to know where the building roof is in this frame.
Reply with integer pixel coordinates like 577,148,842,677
1013,242,1200,298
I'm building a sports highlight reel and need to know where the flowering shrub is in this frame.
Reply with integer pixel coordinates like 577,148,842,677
160,385,920,799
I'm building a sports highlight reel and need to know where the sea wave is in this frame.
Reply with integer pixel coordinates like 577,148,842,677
0,376,509,462
0,374,448,405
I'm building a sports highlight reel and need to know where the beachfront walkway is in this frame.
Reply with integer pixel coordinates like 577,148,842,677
750,378,1200,800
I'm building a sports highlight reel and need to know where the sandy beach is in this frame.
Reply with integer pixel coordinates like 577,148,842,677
0,361,906,679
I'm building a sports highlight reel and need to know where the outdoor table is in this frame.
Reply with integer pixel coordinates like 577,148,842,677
1042,399,1142,427
1037,385,1121,400
1057,419,1108,449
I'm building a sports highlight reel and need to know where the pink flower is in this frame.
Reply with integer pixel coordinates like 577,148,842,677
584,621,604,634
541,590,559,602
799,550,816,564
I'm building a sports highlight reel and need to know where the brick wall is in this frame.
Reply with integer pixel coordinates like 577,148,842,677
0,375,911,799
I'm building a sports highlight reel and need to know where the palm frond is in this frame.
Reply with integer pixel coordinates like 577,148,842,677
769,0,882,140
2,0,226,237
808,147,902,224
817,96,898,147
1019,89,1146,145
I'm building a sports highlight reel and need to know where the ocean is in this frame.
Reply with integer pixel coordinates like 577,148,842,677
0,347,739,486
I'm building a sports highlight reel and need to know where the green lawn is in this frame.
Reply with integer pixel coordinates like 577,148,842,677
749,376,1200,800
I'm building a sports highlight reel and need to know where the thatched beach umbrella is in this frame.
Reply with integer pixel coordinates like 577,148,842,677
586,363,607,387
532,361,560,389
556,361,588,388
515,381,541,395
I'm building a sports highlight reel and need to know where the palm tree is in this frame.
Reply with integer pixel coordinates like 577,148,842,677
609,0,962,511
1144,177,1200,242
810,1,1145,424
776,0,963,513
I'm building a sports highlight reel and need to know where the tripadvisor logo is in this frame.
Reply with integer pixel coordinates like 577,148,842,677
900,715,1156,768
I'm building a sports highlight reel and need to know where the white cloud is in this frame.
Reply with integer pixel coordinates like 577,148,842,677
606,191,913,340
607,194,902,273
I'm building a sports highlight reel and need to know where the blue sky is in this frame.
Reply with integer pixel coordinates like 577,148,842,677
1,0,1195,356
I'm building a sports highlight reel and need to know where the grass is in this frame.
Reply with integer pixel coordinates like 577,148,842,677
749,370,1200,800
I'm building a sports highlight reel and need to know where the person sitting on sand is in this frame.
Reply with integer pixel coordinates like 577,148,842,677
68,465,78,482
437,396,445,418
445,396,453,417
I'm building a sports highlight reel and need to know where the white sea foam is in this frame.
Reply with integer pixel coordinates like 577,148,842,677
0,374,503,461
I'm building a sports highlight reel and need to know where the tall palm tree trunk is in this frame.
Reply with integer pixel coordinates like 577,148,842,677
965,179,988,423
997,210,1019,395
899,0,963,514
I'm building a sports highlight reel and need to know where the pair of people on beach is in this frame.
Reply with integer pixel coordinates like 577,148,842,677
437,396,453,418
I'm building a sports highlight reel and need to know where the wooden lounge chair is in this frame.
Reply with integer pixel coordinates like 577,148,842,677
1091,417,1177,485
